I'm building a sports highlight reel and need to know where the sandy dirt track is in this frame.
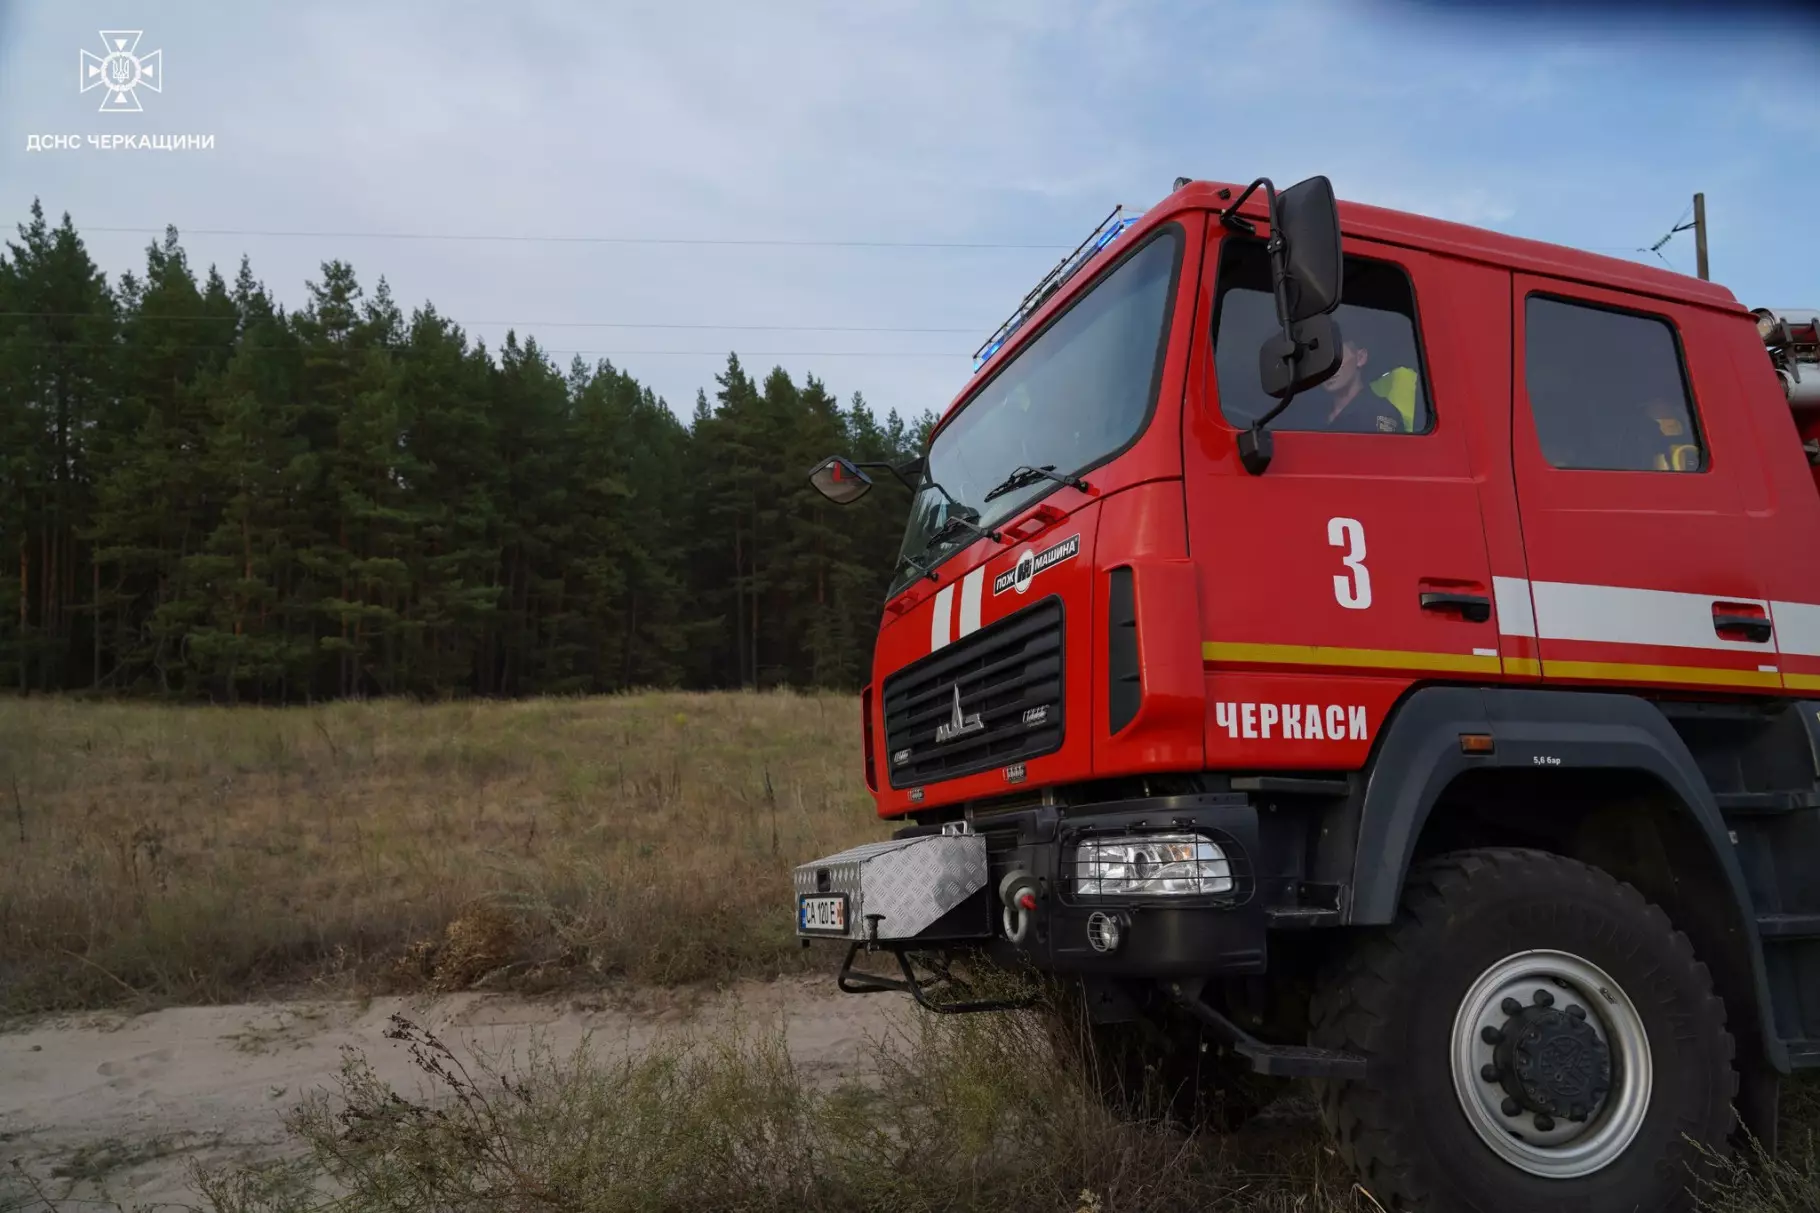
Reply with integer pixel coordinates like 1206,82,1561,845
0,977,905,1210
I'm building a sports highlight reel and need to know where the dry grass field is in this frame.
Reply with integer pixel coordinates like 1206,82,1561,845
3,692,1818,1212
0,691,879,1016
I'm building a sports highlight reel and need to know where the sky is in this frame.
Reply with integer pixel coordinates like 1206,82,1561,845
0,0,1816,424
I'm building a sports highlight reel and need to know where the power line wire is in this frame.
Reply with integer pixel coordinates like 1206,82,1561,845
80,225,1075,251
0,338,971,358
0,310,979,334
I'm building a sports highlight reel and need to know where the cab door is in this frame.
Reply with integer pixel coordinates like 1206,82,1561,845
1183,232,1501,768
1508,277,1780,692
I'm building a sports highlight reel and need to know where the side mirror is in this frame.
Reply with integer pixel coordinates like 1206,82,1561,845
1219,172,1347,476
1259,313,1343,400
1275,175,1342,324
808,456,873,505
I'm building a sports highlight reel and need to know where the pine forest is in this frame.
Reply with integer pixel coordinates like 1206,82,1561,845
0,200,936,702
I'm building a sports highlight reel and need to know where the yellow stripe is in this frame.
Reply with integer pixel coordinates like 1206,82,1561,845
1521,658,1780,690
1776,672,1820,692
1202,642,1779,690
1202,640,1500,675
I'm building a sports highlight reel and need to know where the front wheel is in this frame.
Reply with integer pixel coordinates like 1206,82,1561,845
1310,847,1737,1212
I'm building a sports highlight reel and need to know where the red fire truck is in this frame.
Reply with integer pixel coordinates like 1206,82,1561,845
796,172,1820,1211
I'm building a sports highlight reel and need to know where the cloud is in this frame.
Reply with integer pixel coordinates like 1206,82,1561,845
0,0,1813,423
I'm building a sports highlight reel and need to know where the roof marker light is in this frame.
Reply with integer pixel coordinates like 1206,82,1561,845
971,206,1144,373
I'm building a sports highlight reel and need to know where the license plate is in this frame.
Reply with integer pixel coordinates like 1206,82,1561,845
798,894,848,935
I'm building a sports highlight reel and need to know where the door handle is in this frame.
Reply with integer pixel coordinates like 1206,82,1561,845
1419,591,1492,623
1713,610,1773,644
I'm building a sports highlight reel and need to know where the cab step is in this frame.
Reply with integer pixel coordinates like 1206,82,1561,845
1785,1039,1820,1069
1715,790,1820,816
1756,913,1820,940
1231,774,1354,798
1265,906,1344,928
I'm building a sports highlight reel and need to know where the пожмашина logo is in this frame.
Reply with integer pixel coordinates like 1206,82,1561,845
80,31,163,112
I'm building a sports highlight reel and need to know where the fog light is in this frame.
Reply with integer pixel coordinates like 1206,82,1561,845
1086,910,1122,953
1072,832,1234,897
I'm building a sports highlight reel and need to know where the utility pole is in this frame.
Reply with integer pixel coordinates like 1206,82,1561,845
1693,192,1709,281
1647,193,1710,281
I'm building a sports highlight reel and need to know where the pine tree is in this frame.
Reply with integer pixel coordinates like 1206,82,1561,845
393,304,502,696
487,333,573,695
0,202,120,691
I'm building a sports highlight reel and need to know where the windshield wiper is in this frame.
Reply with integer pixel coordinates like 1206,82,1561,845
896,551,939,584
927,511,1003,547
893,513,999,589
981,464,1092,503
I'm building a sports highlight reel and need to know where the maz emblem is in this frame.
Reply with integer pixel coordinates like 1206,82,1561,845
934,685,984,744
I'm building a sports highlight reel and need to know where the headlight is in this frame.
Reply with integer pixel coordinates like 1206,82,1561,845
1071,832,1234,897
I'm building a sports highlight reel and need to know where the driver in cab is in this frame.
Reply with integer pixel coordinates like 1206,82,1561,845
1310,339,1420,434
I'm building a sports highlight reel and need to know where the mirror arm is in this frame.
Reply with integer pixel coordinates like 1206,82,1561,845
1218,177,1269,229
1235,176,1299,477
1263,180,1296,333
852,460,920,492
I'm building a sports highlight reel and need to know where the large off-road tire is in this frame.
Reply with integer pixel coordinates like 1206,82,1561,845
1042,989,1281,1132
1310,847,1737,1213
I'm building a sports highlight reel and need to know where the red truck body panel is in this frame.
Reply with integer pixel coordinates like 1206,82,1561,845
867,181,1815,820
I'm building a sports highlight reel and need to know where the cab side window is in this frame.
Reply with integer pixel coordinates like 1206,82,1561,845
1212,238,1433,435
1524,295,1705,473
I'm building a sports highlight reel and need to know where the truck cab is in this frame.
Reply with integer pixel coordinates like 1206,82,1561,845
798,174,1820,1212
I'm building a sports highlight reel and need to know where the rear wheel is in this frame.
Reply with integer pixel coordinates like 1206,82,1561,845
1310,847,1737,1212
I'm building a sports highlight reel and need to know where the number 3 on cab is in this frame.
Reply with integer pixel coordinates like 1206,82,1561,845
1329,516,1370,610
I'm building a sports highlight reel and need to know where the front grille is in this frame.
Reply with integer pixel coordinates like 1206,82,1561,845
883,596,1065,789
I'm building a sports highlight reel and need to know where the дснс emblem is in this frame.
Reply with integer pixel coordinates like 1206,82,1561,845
81,30,163,112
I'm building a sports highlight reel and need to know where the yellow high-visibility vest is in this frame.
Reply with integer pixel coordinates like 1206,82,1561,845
1654,444,1701,471
1369,366,1420,431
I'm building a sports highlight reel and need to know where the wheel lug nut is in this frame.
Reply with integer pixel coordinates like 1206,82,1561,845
1501,997,1523,1016
1565,1004,1587,1020
1481,1026,1504,1045
1534,1113,1555,1132
1533,989,1554,1007
1501,1097,1522,1117
1481,1063,1500,1082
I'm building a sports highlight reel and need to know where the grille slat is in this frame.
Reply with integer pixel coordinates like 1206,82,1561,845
899,640,1062,717
896,659,1061,737
884,597,1065,788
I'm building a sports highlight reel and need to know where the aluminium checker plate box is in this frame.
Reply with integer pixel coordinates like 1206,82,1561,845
793,833,990,942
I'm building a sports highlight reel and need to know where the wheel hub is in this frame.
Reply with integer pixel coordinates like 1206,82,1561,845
1487,995,1612,1122
1449,949,1652,1180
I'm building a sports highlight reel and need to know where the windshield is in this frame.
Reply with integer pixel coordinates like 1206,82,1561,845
891,226,1181,594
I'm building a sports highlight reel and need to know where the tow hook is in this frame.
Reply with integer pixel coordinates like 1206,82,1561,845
999,870,1040,943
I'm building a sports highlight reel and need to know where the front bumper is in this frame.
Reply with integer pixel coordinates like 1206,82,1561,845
792,792,1267,979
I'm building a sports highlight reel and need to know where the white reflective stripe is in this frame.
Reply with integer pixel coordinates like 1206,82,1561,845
1528,580,1772,653
1771,601,1820,657
958,567,985,637
930,585,955,651
1492,576,1536,638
